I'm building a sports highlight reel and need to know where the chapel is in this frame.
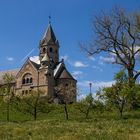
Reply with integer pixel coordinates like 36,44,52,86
0,22,77,103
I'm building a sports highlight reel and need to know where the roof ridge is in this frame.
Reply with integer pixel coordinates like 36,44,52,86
0,68,20,73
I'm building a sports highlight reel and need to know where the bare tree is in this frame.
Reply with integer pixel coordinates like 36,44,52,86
54,82,76,120
77,93,94,119
97,70,130,118
2,73,15,122
14,90,52,121
81,7,140,86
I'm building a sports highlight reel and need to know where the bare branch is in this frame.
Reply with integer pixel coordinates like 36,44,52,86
80,7,140,84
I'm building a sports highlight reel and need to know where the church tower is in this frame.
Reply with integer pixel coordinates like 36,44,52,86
40,52,54,97
38,22,59,97
13,20,76,103
39,23,59,67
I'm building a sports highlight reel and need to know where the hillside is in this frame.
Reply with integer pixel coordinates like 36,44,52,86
0,106,140,140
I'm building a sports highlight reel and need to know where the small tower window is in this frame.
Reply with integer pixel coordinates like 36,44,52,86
43,48,46,53
65,83,68,87
49,47,53,52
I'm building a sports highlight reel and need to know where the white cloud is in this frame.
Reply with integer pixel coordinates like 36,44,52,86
30,56,40,64
109,51,116,57
72,71,83,76
88,56,95,61
77,92,97,101
98,61,104,65
73,61,88,68
99,56,115,63
92,66,103,72
78,80,115,89
77,80,115,101
98,56,106,65
134,46,140,57
6,57,14,61
93,81,115,88
109,46,140,58
135,46,140,51
78,93,87,100
72,71,83,79
60,55,68,61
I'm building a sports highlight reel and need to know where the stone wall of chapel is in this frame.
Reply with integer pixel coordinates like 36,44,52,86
39,43,59,65
15,86,48,96
47,74,55,97
56,79,77,103
15,62,56,96
47,44,59,64
38,68,55,97
38,69,47,86
16,62,39,95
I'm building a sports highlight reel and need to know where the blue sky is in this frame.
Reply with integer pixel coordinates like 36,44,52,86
0,0,140,98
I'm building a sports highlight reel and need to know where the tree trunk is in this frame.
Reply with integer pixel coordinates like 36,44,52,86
127,68,135,87
7,88,10,122
119,101,125,118
34,107,37,121
119,109,123,118
85,107,90,119
7,98,9,122
64,103,68,120
127,68,138,108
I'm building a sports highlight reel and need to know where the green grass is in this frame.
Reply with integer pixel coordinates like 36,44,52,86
0,105,140,140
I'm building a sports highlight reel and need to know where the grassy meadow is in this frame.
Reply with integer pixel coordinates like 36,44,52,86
0,104,140,140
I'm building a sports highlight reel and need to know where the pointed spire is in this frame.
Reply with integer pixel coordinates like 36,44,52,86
42,22,56,44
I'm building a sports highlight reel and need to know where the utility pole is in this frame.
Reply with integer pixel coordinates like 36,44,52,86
89,83,92,94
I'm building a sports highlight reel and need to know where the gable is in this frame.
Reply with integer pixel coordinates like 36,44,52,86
16,59,38,79
54,61,76,81
59,68,74,79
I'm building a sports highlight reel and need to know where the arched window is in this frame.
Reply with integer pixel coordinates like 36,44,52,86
49,47,53,53
22,78,25,84
26,78,29,83
65,83,68,87
22,73,33,85
30,78,33,83
43,47,46,53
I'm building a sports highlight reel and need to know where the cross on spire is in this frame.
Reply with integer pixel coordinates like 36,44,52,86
49,16,51,24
